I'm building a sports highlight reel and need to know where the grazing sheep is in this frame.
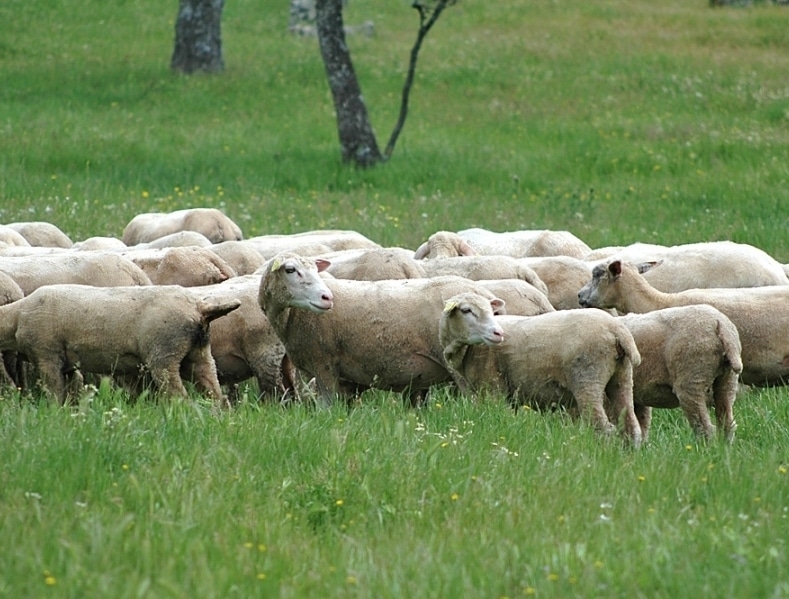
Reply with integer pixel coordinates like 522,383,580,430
618,306,742,441
190,275,293,401
457,227,592,259
517,256,594,310
589,241,789,290
0,272,24,388
246,230,380,260
5,221,73,248
414,231,476,259
209,240,267,275
439,292,642,445
0,284,240,405
578,259,789,387
324,248,427,280
122,246,237,287
0,225,31,249
419,256,550,297
72,236,129,252
257,253,539,405
121,208,243,245
133,230,214,249
0,253,152,295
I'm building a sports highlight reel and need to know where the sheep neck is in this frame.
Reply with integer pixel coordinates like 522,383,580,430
618,272,677,314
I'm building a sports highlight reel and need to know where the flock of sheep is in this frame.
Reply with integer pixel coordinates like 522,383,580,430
2,207,789,446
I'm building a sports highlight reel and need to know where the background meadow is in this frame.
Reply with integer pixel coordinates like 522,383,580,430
1,0,789,596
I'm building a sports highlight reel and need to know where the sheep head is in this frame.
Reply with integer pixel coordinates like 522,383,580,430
439,292,505,349
259,252,334,315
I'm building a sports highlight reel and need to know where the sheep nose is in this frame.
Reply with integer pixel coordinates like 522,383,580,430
322,290,334,303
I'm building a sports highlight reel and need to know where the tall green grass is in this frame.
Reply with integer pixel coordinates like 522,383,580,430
2,0,789,596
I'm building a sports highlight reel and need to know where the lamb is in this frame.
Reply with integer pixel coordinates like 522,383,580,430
414,231,476,259
578,259,789,387
5,221,73,248
588,241,789,290
121,208,244,245
0,284,240,405
438,292,642,445
457,227,593,259
121,246,237,286
418,255,550,297
189,275,293,401
0,252,152,295
618,306,742,441
257,253,548,405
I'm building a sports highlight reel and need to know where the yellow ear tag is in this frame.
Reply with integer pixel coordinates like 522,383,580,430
271,258,282,272
443,300,457,313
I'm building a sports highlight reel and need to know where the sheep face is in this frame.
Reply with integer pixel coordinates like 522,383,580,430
441,293,505,347
268,254,334,312
578,260,659,310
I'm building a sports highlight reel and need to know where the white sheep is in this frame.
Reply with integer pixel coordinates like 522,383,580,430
132,230,214,249
121,246,237,286
121,208,244,245
413,231,476,259
438,292,642,445
0,272,24,388
5,221,73,248
457,227,593,259
209,240,267,275
0,284,240,405
618,305,742,441
418,255,550,297
578,259,789,387
246,230,380,260
0,252,152,295
189,275,293,401
516,256,594,310
588,241,789,290
323,248,428,280
72,236,129,252
0,225,31,249
257,253,548,405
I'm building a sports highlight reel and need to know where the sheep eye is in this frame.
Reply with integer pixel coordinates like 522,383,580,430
460,307,472,314
284,267,296,274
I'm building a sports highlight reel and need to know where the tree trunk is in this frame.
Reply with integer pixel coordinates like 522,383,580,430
315,0,382,167
171,0,225,74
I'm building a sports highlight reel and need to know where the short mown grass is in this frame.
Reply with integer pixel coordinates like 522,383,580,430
2,0,789,596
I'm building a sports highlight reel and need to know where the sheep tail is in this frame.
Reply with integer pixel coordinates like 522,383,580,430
614,322,641,368
197,298,242,323
716,316,744,374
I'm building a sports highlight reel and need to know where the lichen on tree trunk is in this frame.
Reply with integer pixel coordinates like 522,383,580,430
171,0,225,74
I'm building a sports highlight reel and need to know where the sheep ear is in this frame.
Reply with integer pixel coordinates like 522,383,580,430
490,298,505,314
270,258,282,272
607,260,622,278
414,241,429,260
315,259,331,272
459,240,476,256
637,260,662,274
443,300,458,313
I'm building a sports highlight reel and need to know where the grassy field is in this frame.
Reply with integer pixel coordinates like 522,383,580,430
2,0,789,596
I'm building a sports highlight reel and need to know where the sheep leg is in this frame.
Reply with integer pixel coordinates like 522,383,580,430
712,369,738,442
147,362,188,399
34,357,67,405
633,404,652,443
674,379,716,440
604,363,642,447
186,345,229,408
573,384,617,437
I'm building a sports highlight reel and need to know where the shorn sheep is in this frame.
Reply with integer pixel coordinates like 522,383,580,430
257,253,550,405
457,227,593,259
578,260,789,387
618,306,743,441
121,208,244,245
0,285,240,405
438,292,643,445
